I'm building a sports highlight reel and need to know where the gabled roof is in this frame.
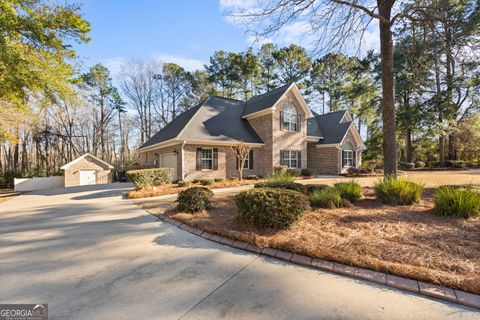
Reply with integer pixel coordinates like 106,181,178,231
242,83,291,117
138,96,263,150
308,110,353,144
61,153,114,170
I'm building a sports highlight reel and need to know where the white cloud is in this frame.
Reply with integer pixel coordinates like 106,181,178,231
151,54,205,71
219,0,259,11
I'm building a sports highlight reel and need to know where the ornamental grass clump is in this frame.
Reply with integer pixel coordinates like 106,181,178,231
176,187,214,213
434,185,480,218
310,187,344,209
334,180,362,202
374,176,424,205
235,188,310,229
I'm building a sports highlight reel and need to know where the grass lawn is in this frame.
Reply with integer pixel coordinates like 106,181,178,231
142,186,480,295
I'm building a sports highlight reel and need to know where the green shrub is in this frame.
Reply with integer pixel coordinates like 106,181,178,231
286,168,302,177
193,178,214,185
245,174,259,180
399,162,415,170
177,180,191,187
0,170,24,188
374,177,424,205
428,160,440,168
414,161,425,168
235,188,310,229
126,168,174,188
362,160,378,171
310,188,344,208
273,165,288,175
254,181,306,193
304,184,329,195
214,178,224,183
434,186,480,218
334,180,362,202
452,160,466,168
301,168,314,176
176,187,214,213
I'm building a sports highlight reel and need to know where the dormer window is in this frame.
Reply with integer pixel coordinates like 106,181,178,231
281,103,298,132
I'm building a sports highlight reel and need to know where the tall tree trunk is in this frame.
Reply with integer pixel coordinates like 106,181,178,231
406,128,413,163
378,0,397,177
434,53,445,167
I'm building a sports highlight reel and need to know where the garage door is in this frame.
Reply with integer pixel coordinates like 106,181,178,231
80,170,97,186
160,153,177,180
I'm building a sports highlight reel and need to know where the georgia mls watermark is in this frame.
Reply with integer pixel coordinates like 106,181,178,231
0,304,48,320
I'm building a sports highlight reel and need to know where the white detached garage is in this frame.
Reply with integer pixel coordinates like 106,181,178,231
61,153,114,187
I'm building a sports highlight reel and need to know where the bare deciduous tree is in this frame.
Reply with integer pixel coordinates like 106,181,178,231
231,141,251,180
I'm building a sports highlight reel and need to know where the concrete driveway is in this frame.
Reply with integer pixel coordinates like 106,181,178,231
0,184,478,319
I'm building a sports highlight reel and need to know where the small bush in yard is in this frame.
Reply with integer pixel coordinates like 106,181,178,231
434,186,480,218
254,181,306,193
305,184,329,195
286,168,302,177
192,178,214,185
428,160,440,168
301,168,314,176
310,187,344,208
214,178,224,182
414,161,425,168
235,188,310,229
245,174,259,180
176,187,214,213
177,180,191,187
273,165,288,175
334,180,362,202
374,177,424,205
399,162,415,170
126,168,174,188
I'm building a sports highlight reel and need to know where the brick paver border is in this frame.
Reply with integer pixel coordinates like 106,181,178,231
154,213,480,310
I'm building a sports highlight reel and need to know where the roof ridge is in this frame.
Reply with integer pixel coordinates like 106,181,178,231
247,82,292,102
210,95,244,102
315,109,347,117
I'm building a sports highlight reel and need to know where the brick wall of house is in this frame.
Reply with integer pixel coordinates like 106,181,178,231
272,91,308,169
64,155,112,187
138,145,183,179
248,114,273,176
307,143,341,175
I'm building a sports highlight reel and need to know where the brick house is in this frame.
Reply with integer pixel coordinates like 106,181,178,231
137,83,366,180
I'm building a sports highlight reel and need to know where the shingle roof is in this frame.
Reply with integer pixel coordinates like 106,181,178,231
139,96,263,149
309,110,352,144
242,83,291,117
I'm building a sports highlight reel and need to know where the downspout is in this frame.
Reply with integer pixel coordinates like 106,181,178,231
181,141,186,181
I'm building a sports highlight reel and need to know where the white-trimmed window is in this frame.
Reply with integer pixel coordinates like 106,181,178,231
281,103,298,131
281,150,299,168
342,143,353,167
201,148,213,170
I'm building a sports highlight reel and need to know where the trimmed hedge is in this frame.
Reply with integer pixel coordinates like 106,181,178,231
374,177,424,205
434,186,480,218
177,180,191,187
193,178,214,185
334,181,362,202
301,168,314,176
177,187,214,213
126,168,174,188
399,162,415,170
273,165,288,175
445,160,466,168
254,181,306,193
286,168,302,177
235,188,310,229
428,161,440,168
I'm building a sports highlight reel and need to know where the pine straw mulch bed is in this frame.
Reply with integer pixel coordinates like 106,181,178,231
128,178,262,199
143,187,480,295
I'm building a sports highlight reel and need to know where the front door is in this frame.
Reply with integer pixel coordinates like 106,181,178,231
160,153,177,180
80,170,97,185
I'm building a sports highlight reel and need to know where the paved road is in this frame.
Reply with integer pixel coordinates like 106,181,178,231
1,184,479,319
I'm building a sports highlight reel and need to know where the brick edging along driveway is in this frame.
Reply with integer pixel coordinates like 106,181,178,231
156,214,480,310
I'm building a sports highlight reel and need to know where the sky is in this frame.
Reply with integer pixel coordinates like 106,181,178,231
74,0,380,79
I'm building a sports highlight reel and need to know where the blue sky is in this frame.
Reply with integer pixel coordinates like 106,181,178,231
75,0,251,74
74,0,379,77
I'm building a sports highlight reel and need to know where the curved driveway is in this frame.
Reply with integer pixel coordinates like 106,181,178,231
0,184,478,319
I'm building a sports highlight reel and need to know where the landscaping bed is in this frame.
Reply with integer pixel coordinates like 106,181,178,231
128,178,261,199
144,187,480,295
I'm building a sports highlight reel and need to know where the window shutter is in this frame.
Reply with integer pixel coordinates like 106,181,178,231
280,111,284,130
353,150,357,168
280,150,284,166
235,155,238,170
298,151,301,168
297,115,301,132
342,151,346,167
213,148,218,170
249,150,254,169
196,148,202,170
